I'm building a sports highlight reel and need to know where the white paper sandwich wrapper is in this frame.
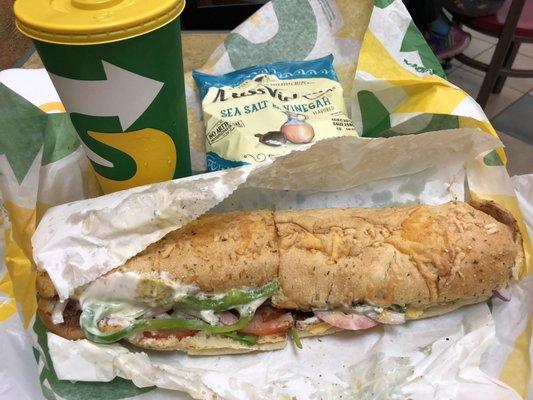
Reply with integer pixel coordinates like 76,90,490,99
47,304,520,400
33,129,522,399
32,167,255,300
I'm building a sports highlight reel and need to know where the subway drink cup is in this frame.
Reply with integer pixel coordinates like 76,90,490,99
14,0,192,193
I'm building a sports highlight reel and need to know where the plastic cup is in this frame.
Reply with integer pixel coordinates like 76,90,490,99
14,0,191,193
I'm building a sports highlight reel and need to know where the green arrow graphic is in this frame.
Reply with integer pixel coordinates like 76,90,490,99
42,113,81,165
357,90,391,137
374,0,395,9
358,88,460,138
400,21,446,79
33,318,154,400
49,61,164,132
483,150,504,166
0,84,46,184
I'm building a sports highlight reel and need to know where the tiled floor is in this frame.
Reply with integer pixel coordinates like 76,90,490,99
447,27,533,176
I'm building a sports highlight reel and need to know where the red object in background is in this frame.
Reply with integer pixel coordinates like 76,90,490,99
464,0,533,37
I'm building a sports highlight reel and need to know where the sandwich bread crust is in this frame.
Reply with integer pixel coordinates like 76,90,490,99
118,210,279,292
272,201,520,310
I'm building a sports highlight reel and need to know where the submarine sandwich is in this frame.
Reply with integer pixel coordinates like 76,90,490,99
37,200,524,355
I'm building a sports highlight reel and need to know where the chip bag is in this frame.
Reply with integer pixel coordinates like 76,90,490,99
193,55,357,171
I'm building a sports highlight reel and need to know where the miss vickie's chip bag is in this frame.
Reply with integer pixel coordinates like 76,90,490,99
193,55,357,171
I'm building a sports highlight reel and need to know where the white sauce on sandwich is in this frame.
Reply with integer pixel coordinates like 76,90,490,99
236,298,266,316
199,310,220,325
76,271,199,308
76,272,269,330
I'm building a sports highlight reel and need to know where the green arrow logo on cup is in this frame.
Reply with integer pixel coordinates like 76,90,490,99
48,61,164,131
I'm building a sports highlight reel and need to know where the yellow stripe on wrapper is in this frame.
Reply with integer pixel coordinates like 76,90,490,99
458,116,507,164
4,229,36,328
1,202,46,328
4,202,36,261
394,83,466,115
499,318,532,399
39,102,66,113
358,31,504,155
358,31,467,114
0,272,17,323
36,202,52,230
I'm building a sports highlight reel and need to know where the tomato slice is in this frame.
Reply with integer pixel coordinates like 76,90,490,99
239,306,294,336
142,329,197,340
314,311,378,330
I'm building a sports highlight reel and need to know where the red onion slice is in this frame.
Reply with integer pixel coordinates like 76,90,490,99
314,311,378,330
219,311,239,326
492,290,511,302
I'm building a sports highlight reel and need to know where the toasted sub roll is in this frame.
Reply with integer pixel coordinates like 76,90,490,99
272,201,522,310
117,210,279,292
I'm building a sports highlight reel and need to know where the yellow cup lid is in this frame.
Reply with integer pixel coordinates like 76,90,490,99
14,0,185,45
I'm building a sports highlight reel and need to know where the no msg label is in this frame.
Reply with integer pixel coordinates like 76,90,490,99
207,120,237,145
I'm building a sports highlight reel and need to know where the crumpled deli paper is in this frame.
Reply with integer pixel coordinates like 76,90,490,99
32,168,254,300
34,129,521,399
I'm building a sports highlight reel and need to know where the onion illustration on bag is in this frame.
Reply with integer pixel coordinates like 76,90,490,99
256,111,315,147
281,112,315,143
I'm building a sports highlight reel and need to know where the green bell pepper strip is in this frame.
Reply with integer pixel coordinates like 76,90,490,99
174,280,279,311
81,302,255,344
288,326,302,349
80,280,280,344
